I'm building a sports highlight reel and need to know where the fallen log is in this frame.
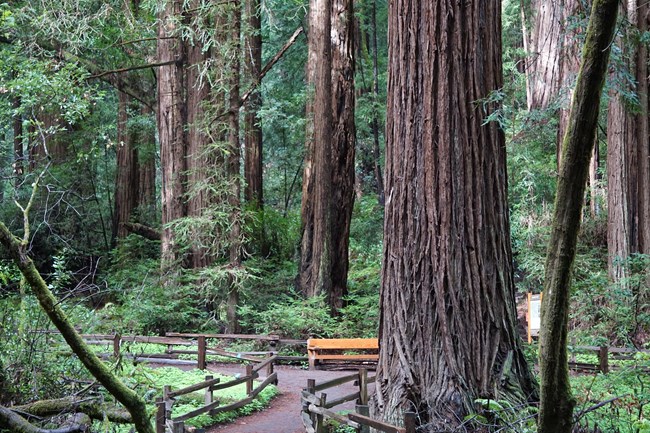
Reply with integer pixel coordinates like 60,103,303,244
13,397,132,424
0,405,88,433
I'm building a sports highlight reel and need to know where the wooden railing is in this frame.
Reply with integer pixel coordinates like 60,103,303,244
156,356,279,433
301,368,416,433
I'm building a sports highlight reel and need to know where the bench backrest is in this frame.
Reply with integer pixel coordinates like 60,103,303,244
307,338,378,350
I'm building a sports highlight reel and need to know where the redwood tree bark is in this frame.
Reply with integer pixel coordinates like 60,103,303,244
375,1,536,429
329,0,355,311
243,0,263,208
299,0,333,303
539,1,618,432
157,0,187,269
607,0,650,281
113,91,139,241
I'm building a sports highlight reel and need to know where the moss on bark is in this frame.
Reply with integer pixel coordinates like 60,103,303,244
0,222,154,433
538,1,619,432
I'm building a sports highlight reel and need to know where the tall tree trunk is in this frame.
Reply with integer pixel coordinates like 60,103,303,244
525,0,585,167
243,0,263,209
226,1,243,333
369,0,384,205
329,0,355,312
185,3,213,270
606,0,650,281
157,0,187,269
113,91,139,242
299,0,333,302
374,1,537,429
539,1,618,432
137,105,156,212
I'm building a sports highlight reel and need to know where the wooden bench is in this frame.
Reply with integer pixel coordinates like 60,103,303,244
307,338,379,370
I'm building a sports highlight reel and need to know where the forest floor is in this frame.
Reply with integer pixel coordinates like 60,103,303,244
204,363,373,433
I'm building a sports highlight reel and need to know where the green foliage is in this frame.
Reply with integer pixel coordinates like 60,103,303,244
572,361,650,433
239,293,336,339
466,398,537,433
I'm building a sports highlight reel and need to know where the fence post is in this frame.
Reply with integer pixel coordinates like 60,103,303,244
404,412,417,433
355,404,370,433
155,398,166,433
314,393,327,433
198,336,206,370
113,333,121,359
204,375,213,407
357,368,368,405
172,420,184,433
307,379,317,427
599,346,609,374
246,364,254,396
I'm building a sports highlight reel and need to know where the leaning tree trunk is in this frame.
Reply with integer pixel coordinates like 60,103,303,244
329,0,355,312
0,224,154,433
298,0,333,302
539,1,618,432
157,0,187,269
374,1,537,430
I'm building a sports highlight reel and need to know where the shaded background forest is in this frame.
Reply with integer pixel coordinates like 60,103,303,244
0,0,648,409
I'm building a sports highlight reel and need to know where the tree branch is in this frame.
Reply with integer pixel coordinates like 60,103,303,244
240,26,304,105
122,222,161,240
88,60,178,79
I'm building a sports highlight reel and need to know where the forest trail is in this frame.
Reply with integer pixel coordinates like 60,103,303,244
205,364,372,433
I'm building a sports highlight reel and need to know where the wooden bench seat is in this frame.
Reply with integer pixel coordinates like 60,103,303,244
307,338,378,370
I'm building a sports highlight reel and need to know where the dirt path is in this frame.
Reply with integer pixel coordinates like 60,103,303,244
205,364,373,433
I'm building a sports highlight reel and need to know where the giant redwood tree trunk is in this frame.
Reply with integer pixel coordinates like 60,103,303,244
374,2,537,429
329,0,355,311
607,0,650,282
157,0,187,269
539,1,618,432
299,0,333,303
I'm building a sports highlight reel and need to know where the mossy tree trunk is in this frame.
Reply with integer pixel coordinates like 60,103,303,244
0,223,155,433
538,1,618,432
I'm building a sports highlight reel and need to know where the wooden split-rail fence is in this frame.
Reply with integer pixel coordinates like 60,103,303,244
156,355,278,433
301,368,417,433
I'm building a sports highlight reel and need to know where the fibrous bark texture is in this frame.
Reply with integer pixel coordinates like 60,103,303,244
299,0,333,303
607,0,650,282
329,0,355,311
157,0,187,268
539,1,619,432
113,91,139,241
375,1,537,430
244,0,263,208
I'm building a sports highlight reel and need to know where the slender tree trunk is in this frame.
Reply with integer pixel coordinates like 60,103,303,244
243,0,263,209
329,0,355,312
157,0,187,269
299,0,333,302
370,0,384,205
185,3,213,270
539,1,618,432
226,1,243,333
374,2,537,429
137,105,156,212
13,97,23,184
113,91,139,242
